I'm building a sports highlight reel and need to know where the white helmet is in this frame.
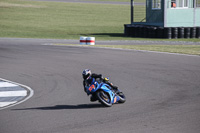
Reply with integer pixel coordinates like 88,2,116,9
82,69,92,80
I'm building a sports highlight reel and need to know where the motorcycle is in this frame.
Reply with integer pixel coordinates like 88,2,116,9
85,78,126,107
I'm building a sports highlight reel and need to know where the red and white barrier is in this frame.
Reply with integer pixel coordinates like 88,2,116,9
86,37,95,45
80,37,95,45
80,36,87,45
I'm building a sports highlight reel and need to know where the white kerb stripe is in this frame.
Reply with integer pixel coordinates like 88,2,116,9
0,82,18,87
0,101,17,107
0,90,27,97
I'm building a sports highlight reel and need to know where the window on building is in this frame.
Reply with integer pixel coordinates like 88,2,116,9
197,0,200,7
171,0,176,8
184,0,188,7
152,0,161,9
174,0,188,8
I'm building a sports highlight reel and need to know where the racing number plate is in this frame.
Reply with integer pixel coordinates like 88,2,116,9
89,84,95,92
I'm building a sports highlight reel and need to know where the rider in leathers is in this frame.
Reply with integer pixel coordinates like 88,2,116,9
82,69,118,102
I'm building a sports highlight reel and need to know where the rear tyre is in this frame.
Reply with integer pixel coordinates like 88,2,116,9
96,91,112,107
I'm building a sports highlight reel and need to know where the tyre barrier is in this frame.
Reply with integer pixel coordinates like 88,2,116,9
190,27,196,38
149,27,157,38
143,27,148,38
157,27,164,38
178,27,184,38
184,27,190,38
196,27,200,38
164,27,172,39
124,24,200,39
172,27,178,39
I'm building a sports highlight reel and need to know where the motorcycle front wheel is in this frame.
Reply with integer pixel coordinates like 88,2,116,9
96,91,112,107
117,92,126,103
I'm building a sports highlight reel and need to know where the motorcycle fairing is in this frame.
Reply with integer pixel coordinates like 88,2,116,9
98,83,120,104
86,78,120,104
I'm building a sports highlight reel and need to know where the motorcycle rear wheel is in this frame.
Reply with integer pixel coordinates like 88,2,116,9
96,91,112,107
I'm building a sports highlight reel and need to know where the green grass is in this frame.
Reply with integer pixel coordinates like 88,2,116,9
0,0,130,39
93,45,200,55
134,5,146,22
57,44,200,55
85,0,130,2
85,0,146,2
0,0,199,42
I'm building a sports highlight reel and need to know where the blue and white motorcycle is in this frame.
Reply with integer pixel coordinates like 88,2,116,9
85,78,126,107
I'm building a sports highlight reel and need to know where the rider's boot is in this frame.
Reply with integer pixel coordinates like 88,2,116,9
90,95,97,102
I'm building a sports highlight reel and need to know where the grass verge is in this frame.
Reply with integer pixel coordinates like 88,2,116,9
0,0,199,42
56,44,200,56
0,0,129,39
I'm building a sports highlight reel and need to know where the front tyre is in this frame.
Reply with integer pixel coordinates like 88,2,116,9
117,92,126,103
96,91,112,107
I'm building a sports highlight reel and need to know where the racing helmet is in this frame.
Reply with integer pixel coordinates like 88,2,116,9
82,69,92,80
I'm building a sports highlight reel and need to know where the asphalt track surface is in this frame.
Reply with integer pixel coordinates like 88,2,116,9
0,38,200,133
